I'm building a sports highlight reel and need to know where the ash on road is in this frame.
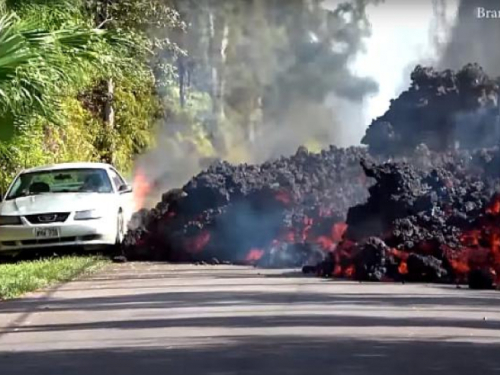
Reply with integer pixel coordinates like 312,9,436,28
0,264,499,374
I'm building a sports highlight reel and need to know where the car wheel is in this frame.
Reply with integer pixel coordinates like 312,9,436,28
108,211,125,257
116,211,125,245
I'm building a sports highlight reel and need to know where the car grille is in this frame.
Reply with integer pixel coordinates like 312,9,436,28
21,237,78,246
20,235,103,246
25,213,70,224
1,235,104,248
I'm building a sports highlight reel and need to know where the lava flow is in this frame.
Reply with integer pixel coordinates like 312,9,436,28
123,63,500,290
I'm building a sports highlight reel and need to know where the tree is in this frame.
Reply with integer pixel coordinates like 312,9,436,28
166,0,379,161
0,0,183,189
75,0,183,163
0,9,104,139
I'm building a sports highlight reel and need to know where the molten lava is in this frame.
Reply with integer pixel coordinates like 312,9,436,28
275,190,293,205
246,249,265,262
331,223,348,243
184,231,211,254
398,261,408,275
121,63,500,291
486,194,500,215
133,168,152,210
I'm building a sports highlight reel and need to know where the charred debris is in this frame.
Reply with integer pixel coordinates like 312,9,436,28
124,63,500,289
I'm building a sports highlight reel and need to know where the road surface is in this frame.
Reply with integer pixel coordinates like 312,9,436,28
1,263,500,374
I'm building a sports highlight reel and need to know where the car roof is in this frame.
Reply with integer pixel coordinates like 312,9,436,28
21,162,115,174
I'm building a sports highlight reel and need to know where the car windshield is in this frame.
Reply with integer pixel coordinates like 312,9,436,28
6,168,113,200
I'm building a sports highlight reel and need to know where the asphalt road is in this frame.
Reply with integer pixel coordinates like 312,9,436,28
1,263,500,374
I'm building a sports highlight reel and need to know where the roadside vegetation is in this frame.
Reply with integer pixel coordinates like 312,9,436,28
0,0,186,192
0,256,107,300
0,0,375,193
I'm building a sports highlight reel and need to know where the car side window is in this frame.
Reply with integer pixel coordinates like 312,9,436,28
109,169,125,190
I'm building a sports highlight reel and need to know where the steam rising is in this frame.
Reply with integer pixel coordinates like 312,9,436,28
349,0,459,124
440,0,500,75
135,0,461,207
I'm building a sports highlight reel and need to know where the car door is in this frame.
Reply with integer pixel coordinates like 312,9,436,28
108,168,134,227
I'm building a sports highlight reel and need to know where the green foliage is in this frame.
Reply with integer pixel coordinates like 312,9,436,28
0,97,100,193
160,86,215,157
0,256,106,300
0,10,107,120
83,0,184,30
0,0,381,189
163,0,380,160
0,0,183,189
106,75,162,172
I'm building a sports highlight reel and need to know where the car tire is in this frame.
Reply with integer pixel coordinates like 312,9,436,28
109,211,125,256
116,211,125,245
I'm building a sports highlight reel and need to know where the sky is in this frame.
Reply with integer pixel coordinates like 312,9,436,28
324,0,460,125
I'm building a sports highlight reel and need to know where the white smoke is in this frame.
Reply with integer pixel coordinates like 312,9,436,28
325,0,460,134
440,0,500,75
135,0,462,208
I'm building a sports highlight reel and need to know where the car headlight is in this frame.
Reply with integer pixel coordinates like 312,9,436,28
0,216,22,226
74,209,103,221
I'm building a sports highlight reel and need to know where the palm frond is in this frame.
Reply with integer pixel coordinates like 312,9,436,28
0,14,37,79
0,9,108,134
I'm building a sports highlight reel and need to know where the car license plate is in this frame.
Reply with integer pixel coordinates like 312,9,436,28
34,228,60,238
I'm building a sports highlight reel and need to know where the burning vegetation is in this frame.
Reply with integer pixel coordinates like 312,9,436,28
125,63,500,289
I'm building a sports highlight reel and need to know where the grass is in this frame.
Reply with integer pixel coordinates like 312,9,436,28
0,256,107,300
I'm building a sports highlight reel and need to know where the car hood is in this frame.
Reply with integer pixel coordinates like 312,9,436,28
0,193,116,216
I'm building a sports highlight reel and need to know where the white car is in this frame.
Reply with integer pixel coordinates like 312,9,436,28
0,162,134,253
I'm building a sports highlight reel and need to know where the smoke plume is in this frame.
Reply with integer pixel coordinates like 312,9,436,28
134,0,382,205
440,0,500,75
134,0,463,207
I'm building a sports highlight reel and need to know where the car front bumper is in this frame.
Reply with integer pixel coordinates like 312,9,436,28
0,217,116,252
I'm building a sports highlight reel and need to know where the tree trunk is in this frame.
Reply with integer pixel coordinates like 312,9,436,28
104,78,115,164
89,1,116,165
206,6,230,154
208,9,229,121
178,56,186,108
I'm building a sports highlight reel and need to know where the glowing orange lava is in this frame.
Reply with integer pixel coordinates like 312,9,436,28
275,190,292,205
133,168,152,210
184,231,211,254
344,265,355,278
486,194,500,215
331,223,348,242
398,261,408,275
246,248,265,262
316,236,335,251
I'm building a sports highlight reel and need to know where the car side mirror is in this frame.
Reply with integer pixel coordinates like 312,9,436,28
118,184,133,194
0,193,3,202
